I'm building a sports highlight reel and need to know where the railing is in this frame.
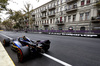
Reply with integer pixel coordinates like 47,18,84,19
42,23,49,26
41,16,46,19
48,13,55,17
56,21,65,25
91,16,100,23
26,30,100,34
67,0,78,4
66,6,77,13
48,5,56,10
32,18,35,21
34,24,39,27
41,9,47,13
32,14,35,17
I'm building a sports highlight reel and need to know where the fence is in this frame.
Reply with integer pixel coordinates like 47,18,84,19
26,30,100,35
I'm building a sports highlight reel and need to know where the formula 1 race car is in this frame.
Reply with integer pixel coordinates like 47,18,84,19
3,36,51,62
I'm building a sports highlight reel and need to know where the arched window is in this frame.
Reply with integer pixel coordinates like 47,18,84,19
80,27,85,31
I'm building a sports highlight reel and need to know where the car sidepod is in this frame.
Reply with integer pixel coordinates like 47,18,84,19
11,41,22,51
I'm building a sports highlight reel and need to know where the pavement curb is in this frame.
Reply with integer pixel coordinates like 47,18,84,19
0,42,15,66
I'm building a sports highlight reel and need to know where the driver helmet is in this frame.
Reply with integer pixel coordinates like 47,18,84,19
23,36,29,41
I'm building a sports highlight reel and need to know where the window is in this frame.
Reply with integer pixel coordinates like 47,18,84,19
80,27,85,31
50,19,52,24
47,20,49,24
73,15,76,21
61,0,62,4
66,0,68,2
58,7,60,12
80,13,84,21
40,21,41,24
42,21,43,24
97,10,100,16
56,18,59,23
68,16,71,22
56,8,58,12
45,20,46,24
60,7,62,11
53,10,55,14
87,0,90,4
81,0,84,6
64,5,67,10
60,17,62,22
38,21,39,25
57,0,59,5
64,16,66,22
85,12,90,20
58,27,62,30
73,3,77,8
68,5,71,10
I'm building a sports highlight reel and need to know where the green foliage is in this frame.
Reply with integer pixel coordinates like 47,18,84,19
0,18,1,22
22,2,34,28
95,0,100,8
2,19,13,30
7,10,23,22
0,0,8,3
13,23,20,29
0,0,8,11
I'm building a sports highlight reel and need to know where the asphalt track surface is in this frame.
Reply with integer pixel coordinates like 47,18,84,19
0,31,100,66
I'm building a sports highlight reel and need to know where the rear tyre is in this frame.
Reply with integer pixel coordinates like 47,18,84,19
17,46,30,62
44,45,50,52
3,38,10,46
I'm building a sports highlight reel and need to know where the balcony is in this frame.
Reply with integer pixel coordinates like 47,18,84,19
34,24,39,27
41,9,47,13
66,6,77,13
67,0,78,4
91,16,100,23
56,20,65,25
42,23,49,26
32,18,35,21
48,6,56,10
32,14,35,17
48,13,55,17
41,16,46,19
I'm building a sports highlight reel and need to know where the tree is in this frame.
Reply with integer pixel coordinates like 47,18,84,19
95,0,100,8
13,22,20,29
22,2,34,29
0,0,8,12
0,18,2,29
7,10,25,30
0,18,1,23
2,19,13,30
7,10,23,22
6,9,14,17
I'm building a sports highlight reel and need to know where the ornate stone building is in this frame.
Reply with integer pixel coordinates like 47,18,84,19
31,0,100,32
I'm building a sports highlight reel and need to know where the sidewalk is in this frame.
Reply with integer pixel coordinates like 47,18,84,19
0,42,15,66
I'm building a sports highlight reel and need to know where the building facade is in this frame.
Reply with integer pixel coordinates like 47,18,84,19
31,0,100,32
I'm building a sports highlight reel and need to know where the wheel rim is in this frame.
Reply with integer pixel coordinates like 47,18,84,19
17,48,23,62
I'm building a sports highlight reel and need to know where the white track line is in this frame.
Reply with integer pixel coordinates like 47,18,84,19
42,53,72,66
0,33,13,40
0,33,72,66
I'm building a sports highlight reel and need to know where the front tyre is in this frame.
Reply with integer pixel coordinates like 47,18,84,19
17,46,30,62
3,38,10,46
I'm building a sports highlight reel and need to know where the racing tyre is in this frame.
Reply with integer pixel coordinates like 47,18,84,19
44,45,50,52
17,46,30,62
3,38,10,46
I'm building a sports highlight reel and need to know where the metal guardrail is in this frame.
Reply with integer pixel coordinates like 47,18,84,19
25,30,100,34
